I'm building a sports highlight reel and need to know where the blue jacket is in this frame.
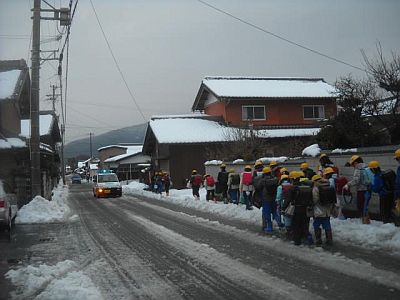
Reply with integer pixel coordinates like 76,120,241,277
371,172,386,198
395,165,400,199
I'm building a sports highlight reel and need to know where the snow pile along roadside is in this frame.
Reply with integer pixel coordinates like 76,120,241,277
16,183,73,224
302,144,321,157
6,260,103,300
123,180,400,254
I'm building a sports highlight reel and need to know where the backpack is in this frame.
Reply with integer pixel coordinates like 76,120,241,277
192,174,202,187
253,175,264,192
242,172,252,186
318,183,337,205
381,169,396,192
218,171,229,185
263,177,279,196
230,174,240,186
335,176,348,194
290,185,313,207
360,167,372,187
206,176,215,187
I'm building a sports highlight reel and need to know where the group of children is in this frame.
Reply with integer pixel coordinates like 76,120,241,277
189,148,400,246
150,171,171,196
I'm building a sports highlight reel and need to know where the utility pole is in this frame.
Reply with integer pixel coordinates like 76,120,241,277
89,133,93,159
30,0,42,197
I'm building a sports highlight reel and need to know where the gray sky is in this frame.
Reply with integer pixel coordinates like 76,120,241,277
1,0,400,143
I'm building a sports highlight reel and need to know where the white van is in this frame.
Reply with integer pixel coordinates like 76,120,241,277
92,171,122,198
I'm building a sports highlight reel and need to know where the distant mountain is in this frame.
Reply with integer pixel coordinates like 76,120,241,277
64,123,147,158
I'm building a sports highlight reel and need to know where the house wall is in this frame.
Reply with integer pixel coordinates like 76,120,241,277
98,147,127,168
0,101,20,136
205,98,337,126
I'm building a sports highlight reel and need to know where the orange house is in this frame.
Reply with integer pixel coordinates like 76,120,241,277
192,77,337,127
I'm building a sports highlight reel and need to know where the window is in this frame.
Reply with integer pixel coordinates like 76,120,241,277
303,105,325,120
242,105,266,121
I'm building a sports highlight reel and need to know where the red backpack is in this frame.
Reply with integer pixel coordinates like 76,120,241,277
206,176,215,187
192,174,202,187
242,172,252,186
335,176,348,194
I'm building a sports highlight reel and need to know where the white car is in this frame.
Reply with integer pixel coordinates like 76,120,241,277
0,179,18,233
93,171,122,198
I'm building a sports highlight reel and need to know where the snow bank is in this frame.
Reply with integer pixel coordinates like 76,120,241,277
302,144,321,157
256,156,288,163
204,160,223,166
232,159,244,164
16,183,74,224
6,260,103,300
123,180,400,254
331,148,357,154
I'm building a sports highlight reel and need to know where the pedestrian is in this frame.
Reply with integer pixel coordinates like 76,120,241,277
227,168,240,204
317,154,338,175
343,155,372,224
394,149,400,225
253,160,264,178
300,162,316,180
369,161,394,223
204,174,216,202
284,171,314,246
270,161,282,178
323,167,344,219
163,171,171,196
217,163,229,203
155,171,164,194
275,174,291,237
190,170,203,200
311,174,335,246
240,165,254,210
260,167,283,233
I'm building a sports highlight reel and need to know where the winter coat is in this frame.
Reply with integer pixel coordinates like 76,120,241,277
275,182,291,206
227,173,240,190
240,172,254,192
312,181,332,218
217,171,229,186
260,174,279,202
347,163,369,191
371,172,387,197
395,165,400,199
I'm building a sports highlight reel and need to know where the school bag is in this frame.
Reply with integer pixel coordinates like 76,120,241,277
360,167,372,187
318,183,337,205
206,176,215,187
230,174,240,186
335,176,348,194
192,174,202,187
290,185,313,207
242,172,252,186
381,169,396,192
253,175,264,193
263,177,279,196
218,171,229,185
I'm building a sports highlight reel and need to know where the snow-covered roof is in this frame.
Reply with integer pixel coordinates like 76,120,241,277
20,114,54,137
97,145,129,152
150,113,208,120
0,137,26,149
0,69,21,99
202,77,337,98
104,146,143,162
149,117,320,144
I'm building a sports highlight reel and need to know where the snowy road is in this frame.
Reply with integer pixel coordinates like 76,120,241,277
2,183,400,299
69,184,399,299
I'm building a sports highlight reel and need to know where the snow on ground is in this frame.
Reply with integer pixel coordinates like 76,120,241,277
16,183,75,224
302,144,321,157
6,260,103,300
123,181,400,254
331,148,358,154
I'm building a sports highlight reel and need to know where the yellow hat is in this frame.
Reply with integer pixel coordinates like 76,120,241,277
300,162,309,169
280,174,289,182
350,155,360,164
262,167,272,174
312,174,322,182
323,167,335,176
298,171,305,178
269,161,278,167
192,169,197,174
229,168,235,173
289,171,302,179
203,174,209,178
220,163,226,168
255,161,263,167
395,149,400,159
320,153,327,159
368,161,380,169
244,165,252,171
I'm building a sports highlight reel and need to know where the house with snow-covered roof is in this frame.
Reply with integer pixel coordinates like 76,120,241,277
192,77,337,127
98,144,150,181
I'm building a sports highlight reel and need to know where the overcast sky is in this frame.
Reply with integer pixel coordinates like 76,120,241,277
1,0,400,143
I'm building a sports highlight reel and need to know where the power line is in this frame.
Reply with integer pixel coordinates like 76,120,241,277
195,0,366,73
88,0,146,122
